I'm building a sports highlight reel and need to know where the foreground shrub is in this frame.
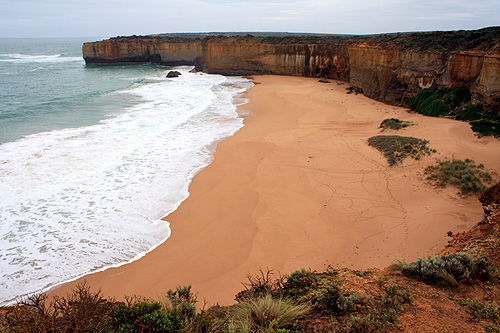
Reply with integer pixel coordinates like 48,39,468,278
109,285,198,332
368,135,434,166
399,253,494,286
346,283,412,332
425,158,492,195
458,298,500,332
282,269,319,298
307,280,366,313
3,283,115,333
228,294,310,332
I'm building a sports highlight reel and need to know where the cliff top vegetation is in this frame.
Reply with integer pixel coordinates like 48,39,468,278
133,26,500,51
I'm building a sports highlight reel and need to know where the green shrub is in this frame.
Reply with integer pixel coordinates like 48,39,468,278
401,253,495,286
425,158,492,195
307,280,366,313
458,299,500,332
379,118,414,130
455,105,483,121
470,119,500,138
347,314,382,332
109,285,198,332
346,283,411,332
368,135,434,166
282,269,318,298
409,86,500,137
109,301,184,332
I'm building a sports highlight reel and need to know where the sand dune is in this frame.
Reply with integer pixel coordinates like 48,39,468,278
52,75,500,306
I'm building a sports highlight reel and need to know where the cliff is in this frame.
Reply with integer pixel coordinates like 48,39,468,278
83,28,500,108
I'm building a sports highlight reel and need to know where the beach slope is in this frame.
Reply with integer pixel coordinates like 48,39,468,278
52,75,500,305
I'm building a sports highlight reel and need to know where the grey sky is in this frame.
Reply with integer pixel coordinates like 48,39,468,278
0,0,498,38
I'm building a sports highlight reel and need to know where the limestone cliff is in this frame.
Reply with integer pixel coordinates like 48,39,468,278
83,28,500,107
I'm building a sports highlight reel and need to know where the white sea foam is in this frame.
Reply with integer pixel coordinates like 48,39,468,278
0,67,252,305
0,53,83,63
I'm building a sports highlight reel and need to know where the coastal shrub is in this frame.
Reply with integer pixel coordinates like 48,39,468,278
379,118,414,130
109,300,184,332
400,253,495,286
282,269,319,298
235,269,286,301
368,135,434,166
109,285,198,332
425,158,493,195
458,299,500,332
228,294,310,332
346,283,412,332
2,283,115,333
307,280,366,313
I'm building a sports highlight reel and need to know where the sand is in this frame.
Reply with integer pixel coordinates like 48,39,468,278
51,75,500,306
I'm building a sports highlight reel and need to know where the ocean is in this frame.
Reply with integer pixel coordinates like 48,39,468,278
0,38,252,305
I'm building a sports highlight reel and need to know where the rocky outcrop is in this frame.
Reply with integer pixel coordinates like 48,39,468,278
82,30,500,106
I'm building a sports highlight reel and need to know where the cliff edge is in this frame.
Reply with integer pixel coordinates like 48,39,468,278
83,28,500,111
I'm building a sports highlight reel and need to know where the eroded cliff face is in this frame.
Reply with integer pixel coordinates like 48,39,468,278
82,36,500,106
83,37,202,65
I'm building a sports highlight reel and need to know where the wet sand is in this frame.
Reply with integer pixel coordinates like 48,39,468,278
52,75,500,305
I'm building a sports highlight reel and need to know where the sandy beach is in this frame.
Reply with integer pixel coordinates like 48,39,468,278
52,75,500,306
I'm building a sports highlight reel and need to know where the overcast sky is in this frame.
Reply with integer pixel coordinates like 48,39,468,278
0,0,498,38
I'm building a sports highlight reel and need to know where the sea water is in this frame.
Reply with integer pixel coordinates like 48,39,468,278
0,38,252,305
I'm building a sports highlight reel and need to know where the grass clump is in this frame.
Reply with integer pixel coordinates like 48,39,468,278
228,294,310,332
379,118,415,130
395,253,495,286
368,135,434,166
425,158,493,195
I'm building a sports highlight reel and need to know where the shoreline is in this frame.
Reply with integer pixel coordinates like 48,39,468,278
50,75,500,306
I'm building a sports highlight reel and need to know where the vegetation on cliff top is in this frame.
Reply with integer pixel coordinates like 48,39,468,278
122,26,500,51
2,259,499,332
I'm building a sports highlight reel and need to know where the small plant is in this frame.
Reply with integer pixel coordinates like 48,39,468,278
458,299,500,332
400,253,495,286
229,294,310,332
425,158,493,195
379,118,414,130
282,269,319,298
368,135,434,166
346,283,412,332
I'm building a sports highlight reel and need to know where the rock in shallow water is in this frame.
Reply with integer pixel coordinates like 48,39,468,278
166,71,181,78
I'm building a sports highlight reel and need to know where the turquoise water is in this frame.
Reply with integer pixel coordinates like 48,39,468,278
0,38,252,305
0,38,168,143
